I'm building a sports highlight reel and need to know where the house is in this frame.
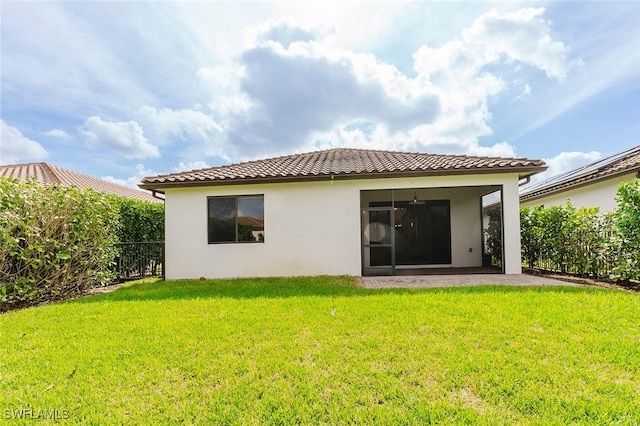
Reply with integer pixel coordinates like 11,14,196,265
0,162,163,203
139,148,546,279
520,145,640,212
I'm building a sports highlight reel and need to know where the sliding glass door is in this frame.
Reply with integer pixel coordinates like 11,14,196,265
394,200,451,266
361,190,451,275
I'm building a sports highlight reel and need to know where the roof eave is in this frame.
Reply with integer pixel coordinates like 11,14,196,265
139,166,547,193
520,166,640,203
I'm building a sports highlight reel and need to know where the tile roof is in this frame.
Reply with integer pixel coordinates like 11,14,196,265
140,148,546,190
237,216,265,229
0,162,163,203
520,145,640,202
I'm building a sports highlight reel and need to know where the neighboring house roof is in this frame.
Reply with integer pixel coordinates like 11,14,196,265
237,216,265,230
0,162,163,203
140,148,547,191
520,145,640,203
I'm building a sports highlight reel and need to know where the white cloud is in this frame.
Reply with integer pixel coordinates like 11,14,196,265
414,8,580,82
172,161,210,173
517,39,638,138
1,2,158,120
196,65,253,116
102,164,157,189
3,2,606,172
139,107,224,144
467,142,516,158
103,161,212,189
81,116,159,159
251,18,336,48
530,150,602,184
225,20,441,157
0,120,48,163
44,128,71,141
306,125,516,158
403,7,583,156
138,107,230,162
215,9,579,159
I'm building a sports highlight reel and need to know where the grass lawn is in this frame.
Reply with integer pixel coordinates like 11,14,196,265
1,277,639,424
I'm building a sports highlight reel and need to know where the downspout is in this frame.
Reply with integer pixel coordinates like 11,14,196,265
519,176,531,186
151,190,165,201
150,189,166,281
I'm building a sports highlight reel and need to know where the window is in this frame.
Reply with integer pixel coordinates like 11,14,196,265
208,195,264,243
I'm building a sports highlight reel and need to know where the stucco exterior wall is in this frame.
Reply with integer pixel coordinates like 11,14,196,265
164,173,523,279
521,173,636,212
501,178,522,274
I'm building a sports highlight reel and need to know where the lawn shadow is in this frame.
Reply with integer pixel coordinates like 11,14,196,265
73,276,601,304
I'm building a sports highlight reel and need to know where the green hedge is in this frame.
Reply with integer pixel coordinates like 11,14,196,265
0,179,119,311
110,196,164,280
519,203,611,277
0,179,165,312
110,196,164,243
486,180,640,284
613,180,640,281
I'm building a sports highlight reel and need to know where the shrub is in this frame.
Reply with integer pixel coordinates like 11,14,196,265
110,196,164,243
517,180,640,284
109,196,164,280
537,204,574,272
613,180,640,281
483,206,502,267
0,179,119,311
520,206,544,268
567,206,604,276
519,202,610,277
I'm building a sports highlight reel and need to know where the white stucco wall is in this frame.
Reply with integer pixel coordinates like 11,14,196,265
501,178,522,274
521,173,636,212
164,173,523,279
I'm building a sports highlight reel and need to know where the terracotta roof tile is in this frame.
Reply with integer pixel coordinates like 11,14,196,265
0,162,163,203
520,145,640,202
140,148,546,190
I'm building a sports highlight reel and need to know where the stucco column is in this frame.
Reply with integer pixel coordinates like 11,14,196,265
502,178,522,274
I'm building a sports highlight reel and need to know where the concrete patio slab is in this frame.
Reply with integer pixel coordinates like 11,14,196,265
361,273,587,289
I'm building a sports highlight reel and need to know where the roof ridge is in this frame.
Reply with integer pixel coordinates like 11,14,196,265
141,148,546,189
48,163,102,183
1,162,162,203
41,162,63,184
159,148,535,177
0,161,47,167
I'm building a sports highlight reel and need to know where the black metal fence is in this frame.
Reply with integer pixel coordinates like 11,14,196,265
524,254,617,280
114,241,164,282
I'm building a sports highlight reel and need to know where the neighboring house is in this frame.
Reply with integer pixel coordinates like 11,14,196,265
0,162,163,204
140,148,546,279
520,145,640,212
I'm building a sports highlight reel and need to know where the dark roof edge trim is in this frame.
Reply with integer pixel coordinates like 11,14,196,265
140,166,546,192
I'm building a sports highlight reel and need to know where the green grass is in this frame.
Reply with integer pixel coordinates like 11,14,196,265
1,277,639,424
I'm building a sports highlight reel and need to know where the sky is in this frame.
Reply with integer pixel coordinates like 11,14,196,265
1,1,639,189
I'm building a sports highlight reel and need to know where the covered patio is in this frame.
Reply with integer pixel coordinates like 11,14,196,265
360,186,508,276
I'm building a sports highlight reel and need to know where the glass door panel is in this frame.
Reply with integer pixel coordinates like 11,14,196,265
394,202,428,265
426,201,451,264
362,208,393,275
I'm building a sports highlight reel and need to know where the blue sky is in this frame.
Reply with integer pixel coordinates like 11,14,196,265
1,1,639,188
